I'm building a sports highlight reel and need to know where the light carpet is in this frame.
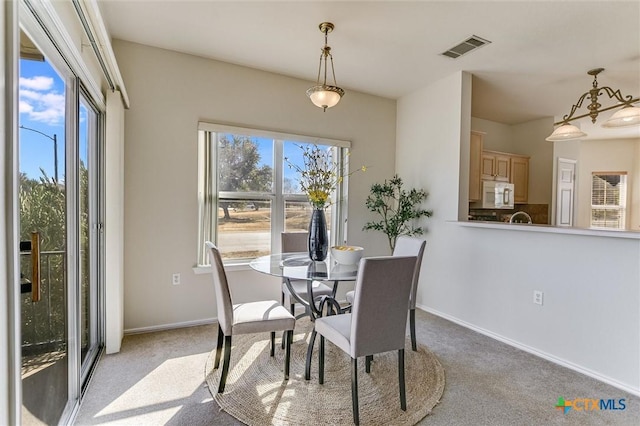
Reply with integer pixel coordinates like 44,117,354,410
205,318,445,425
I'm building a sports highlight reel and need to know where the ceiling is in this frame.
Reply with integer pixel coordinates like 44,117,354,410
98,1,640,140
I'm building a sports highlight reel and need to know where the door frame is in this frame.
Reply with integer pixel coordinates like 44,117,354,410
2,0,22,424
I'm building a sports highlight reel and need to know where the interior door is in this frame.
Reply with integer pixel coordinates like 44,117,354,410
18,36,69,425
556,158,576,227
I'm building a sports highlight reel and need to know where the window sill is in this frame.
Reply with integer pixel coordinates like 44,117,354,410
193,261,252,275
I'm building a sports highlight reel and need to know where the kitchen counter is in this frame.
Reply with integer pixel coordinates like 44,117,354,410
454,220,640,240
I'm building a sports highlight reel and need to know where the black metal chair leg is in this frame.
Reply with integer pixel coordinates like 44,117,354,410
351,357,359,425
218,335,232,393
270,331,275,356
214,324,224,369
281,330,286,349
290,303,295,314
410,309,417,351
365,355,373,373
399,349,406,411
284,330,292,380
319,335,325,384
305,330,317,380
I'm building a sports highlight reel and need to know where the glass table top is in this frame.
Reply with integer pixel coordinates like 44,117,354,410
249,252,358,281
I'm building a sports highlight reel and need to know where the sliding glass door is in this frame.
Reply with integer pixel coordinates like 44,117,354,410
18,27,103,425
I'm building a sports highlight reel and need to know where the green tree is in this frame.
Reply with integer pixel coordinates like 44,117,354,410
19,169,66,345
218,135,272,219
363,175,433,252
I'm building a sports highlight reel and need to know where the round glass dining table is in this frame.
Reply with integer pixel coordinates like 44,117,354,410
250,252,358,318
250,252,359,380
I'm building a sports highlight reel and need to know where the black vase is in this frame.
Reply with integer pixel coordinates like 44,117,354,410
308,208,329,261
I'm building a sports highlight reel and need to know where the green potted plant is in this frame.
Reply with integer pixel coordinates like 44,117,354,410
363,174,432,252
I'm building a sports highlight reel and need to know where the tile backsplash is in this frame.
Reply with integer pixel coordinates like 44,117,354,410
469,204,549,224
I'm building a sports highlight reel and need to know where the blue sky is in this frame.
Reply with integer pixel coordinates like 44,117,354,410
19,58,88,181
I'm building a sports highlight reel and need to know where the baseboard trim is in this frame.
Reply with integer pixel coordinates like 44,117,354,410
418,304,640,397
124,317,217,335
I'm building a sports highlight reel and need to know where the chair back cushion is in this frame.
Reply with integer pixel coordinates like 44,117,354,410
205,242,233,334
281,232,308,253
350,256,417,358
393,236,426,309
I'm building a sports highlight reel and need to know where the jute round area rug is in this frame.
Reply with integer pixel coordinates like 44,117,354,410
205,318,445,425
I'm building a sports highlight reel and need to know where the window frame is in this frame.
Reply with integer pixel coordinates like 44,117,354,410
590,171,627,230
197,122,351,266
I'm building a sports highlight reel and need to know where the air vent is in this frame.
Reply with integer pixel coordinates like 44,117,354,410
441,35,491,59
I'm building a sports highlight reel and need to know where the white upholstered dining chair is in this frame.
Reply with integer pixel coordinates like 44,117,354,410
311,256,417,425
205,241,295,393
345,235,426,351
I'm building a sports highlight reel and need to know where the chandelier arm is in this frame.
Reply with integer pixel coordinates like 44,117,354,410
316,52,324,85
598,86,636,104
561,92,591,123
329,54,337,86
323,50,329,86
554,98,640,126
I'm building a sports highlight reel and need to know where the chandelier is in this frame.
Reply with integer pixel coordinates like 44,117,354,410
546,68,640,141
306,22,345,111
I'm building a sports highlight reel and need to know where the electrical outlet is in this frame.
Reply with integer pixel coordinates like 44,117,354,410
533,290,543,305
172,273,181,285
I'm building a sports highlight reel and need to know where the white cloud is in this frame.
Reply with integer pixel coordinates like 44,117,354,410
19,84,65,125
19,76,54,91
19,100,33,114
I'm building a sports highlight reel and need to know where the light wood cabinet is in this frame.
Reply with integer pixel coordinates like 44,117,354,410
510,155,529,203
469,131,484,201
468,133,530,204
482,151,511,182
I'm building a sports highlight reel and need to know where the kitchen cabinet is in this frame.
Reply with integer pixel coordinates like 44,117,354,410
510,155,529,203
482,150,511,182
469,131,484,201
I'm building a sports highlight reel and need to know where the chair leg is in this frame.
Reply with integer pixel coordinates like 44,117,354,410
218,335,232,393
270,331,275,356
398,349,406,411
319,335,325,384
214,324,224,369
305,330,317,380
290,303,295,315
410,308,417,351
284,330,292,380
351,357,359,425
365,355,373,373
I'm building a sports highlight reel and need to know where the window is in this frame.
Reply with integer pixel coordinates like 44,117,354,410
197,123,351,265
591,172,627,229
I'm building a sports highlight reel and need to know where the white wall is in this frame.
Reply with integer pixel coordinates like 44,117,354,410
113,40,397,330
397,71,640,393
512,118,554,205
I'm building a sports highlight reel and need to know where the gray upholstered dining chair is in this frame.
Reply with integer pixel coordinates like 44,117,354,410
345,235,426,351
205,241,295,393
281,232,333,314
311,256,417,425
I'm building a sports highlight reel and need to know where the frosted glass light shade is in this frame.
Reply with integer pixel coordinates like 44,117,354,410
307,85,344,111
545,124,587,141
602,106,640,128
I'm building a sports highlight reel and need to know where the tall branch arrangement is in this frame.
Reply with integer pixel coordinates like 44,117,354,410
363,175,432,252
286,144,366,209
